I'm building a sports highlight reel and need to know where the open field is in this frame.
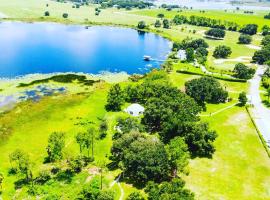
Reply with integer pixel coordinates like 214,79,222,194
0,1,269,199
132,9,270,30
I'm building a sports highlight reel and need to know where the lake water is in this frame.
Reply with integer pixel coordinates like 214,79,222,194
0,22,171,77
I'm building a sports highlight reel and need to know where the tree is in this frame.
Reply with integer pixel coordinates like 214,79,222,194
9,149,32,181
127,191,145,200
186,48,195,62
238,34,252,44
239,24,258,35
111,131,170,184
205,28,226,39
122,135,170,184
157,13,165,18
162,19,170,29
76,132,86,154
213,45,232,58
145,178,194,200
106,84,124,111
46,132,65,162
252,47,270,64
44,11,50,16
262,25,270,36
185,76,228,106
233,63,255,79
137,21,146,29
62,13,68,18
98,119,108,139
97,190,114,200
154,20,161,28
238,92,248,106
76,128,95,159
166,137,189,176
261,35,270,46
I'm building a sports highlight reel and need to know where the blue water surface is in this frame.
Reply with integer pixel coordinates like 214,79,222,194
0,22,171,77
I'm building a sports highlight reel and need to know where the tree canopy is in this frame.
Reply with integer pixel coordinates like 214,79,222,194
213,45,232,58
185,76,228,106
233,63,255,79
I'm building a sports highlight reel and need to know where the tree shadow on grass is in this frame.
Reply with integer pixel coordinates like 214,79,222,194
55,169,74,184
14,178,29,190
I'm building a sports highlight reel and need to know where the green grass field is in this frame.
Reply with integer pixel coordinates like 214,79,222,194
0,1,269,199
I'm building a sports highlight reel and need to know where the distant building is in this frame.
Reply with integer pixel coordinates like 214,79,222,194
177,50,186,61
124,103,145,117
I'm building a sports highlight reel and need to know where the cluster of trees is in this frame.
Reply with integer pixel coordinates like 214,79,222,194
233,63,255,80
106,71,218,191
172,15,238,31
238,34,252,44
7,122,108,196
173,38,209,64
185,76,228,107
96,0,153,9
145,178,194,200
78,178,114,200
205,28,226,39
252,35,270,64
264,12,270,19
213,45,232,58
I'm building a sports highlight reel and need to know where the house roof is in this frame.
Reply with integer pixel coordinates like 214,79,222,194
125,103,145,116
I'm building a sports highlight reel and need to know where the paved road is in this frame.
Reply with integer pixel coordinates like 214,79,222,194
248,65,270,148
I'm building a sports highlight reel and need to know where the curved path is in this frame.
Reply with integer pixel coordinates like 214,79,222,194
110,174,124,200
248,65,270,148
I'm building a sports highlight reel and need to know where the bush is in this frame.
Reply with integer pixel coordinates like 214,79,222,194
238,34,252,44
213,45,232,58
162,19,170,29
62,13,68,18
44,11,50,16
154,20,161,28
137,21,146,29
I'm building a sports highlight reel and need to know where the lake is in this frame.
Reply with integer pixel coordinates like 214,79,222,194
0,22,171,77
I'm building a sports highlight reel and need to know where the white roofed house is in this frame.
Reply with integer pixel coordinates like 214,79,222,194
177,50,187,61
124,103,145,117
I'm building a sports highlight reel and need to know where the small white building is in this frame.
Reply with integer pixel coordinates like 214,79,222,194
177,50,187,61
124,103,145,117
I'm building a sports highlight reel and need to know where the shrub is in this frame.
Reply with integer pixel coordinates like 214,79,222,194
44,11,50,16
62,13,68,18
137,21,146,29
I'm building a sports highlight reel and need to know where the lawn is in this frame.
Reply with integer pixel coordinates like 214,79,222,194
132,9,270,30
169,69,270,200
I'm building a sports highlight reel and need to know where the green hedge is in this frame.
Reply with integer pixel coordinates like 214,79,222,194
176,70,247,83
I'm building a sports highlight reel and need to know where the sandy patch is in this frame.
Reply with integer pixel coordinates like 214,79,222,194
246,44,261,50
214,56,252,64
85,166,100,183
